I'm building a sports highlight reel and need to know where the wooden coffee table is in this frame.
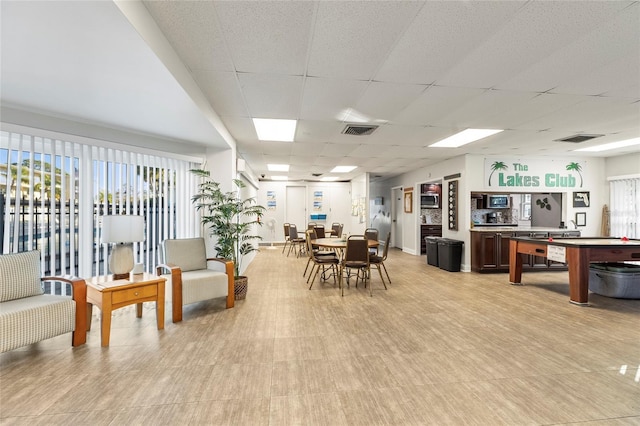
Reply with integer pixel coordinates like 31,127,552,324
87,272,166,346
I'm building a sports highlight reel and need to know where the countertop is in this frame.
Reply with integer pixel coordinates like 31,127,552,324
469,226,579,233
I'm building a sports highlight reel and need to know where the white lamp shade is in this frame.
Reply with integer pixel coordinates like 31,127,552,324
101,215,145,243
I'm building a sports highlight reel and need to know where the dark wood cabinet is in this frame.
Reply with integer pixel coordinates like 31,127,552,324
470,230,579,273
420,225,442,254
471,231,513,271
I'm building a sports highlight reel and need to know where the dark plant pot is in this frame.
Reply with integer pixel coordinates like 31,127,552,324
234,276,248,300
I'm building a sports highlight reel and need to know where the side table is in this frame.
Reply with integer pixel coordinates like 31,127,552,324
87,272,166,347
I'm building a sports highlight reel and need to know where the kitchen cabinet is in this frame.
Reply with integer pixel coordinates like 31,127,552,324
471,231,513,271
420,225,442,254
470,230,579,273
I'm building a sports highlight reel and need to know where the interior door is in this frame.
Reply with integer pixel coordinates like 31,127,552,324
392,187,403,248
286,186,307,231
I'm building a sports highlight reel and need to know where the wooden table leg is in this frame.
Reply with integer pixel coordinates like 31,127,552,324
509,240,523,285
100,303,112,347
86,303,93,331
157,280,165,330
136,303,143,318
567,247,590,305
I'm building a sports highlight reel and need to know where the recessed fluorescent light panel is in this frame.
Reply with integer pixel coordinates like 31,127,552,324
574,137,640,152
321,177,339,181
331,166,357,173
429,129,504,148
267,164,289,172
253,118,296,142
271,176,288,181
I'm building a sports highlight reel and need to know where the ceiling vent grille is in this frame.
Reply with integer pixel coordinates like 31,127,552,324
555,134,604,143
311,173,322,177
342,124,378,136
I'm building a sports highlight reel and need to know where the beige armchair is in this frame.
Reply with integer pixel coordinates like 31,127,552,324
0,250,87,352
157,238,234,323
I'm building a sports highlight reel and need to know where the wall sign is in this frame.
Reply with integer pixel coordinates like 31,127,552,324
485,158,588,190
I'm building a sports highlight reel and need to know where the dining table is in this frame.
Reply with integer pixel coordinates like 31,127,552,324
311,237,379,251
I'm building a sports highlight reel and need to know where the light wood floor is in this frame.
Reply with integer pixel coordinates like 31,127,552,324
1,247,639,425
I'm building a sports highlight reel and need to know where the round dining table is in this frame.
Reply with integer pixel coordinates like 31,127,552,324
311,237,379,250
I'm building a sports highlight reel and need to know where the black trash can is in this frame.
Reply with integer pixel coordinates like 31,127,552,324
425,237,440,267
437,239,464,272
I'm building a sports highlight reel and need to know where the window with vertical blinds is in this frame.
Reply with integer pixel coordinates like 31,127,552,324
609,176,639,239
1,130,201,290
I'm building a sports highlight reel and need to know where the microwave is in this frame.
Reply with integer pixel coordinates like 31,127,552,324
421,193,439,208
487,194,510,208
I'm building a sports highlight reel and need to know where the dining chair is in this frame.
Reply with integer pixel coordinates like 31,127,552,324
339,235,370,297
330,222,342,238
365,227,379,254
314,225,326,238
307,222,317,230
369,231,391,290
282,223,291,254
303,229,336,277
287,224,305,257
305,231,339,290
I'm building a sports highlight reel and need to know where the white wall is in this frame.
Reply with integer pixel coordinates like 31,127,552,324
605,153,640,177
255,181,353,243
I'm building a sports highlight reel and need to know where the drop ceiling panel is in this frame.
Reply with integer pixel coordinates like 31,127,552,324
307,1,422,80
238,73,303,118
358,124,428,147
291,142,324,156
300,77,370,121
143,1,233,72
213,1,314,75
319,143,360,158
354,81,427,121
193,71,248,117
295,120,347,144
392,86,487,126
437,1,631,89
375,1,526,84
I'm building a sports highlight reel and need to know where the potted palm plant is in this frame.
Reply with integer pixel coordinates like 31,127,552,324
191,169,265,300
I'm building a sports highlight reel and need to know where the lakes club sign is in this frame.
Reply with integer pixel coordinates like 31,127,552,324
485,159,585,189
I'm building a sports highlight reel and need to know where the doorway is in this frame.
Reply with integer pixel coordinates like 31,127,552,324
286,186,307,231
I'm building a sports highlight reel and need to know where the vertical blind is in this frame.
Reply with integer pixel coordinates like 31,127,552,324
1,130,201,291
609,176,639,239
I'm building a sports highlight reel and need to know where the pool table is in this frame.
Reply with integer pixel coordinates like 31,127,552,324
509,237,640,305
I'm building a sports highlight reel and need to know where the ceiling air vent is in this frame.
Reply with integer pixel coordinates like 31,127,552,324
342,124,378,136
555,134,604,143
311,173,322,177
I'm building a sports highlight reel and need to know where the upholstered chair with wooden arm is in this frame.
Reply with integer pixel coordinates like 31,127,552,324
0,250,87,353
157,238,234,323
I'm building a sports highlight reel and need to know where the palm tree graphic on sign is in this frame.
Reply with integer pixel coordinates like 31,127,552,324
566,162,583,187
488,161,508,186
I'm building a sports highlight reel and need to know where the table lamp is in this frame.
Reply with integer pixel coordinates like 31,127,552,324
101,215,145,279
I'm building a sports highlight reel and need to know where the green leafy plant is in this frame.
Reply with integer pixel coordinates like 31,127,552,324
191,169,265,278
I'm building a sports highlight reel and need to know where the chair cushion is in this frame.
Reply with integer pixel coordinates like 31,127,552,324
162,238,207,272
0,294,75,353
0,251,44,303
162,269,229,305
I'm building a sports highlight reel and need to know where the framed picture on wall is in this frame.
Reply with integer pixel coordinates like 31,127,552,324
404,190,413,213
573,191,590,207
575,212,586,227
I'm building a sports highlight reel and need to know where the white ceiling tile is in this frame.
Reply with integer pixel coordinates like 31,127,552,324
193,71,248,117
143,1,234,72
354,81,427,121
392,86,487,125
300,77,369,121
437,1,632,89
307,2,423,79
213,1,315,74
238,73,303,118
375,1,526,84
